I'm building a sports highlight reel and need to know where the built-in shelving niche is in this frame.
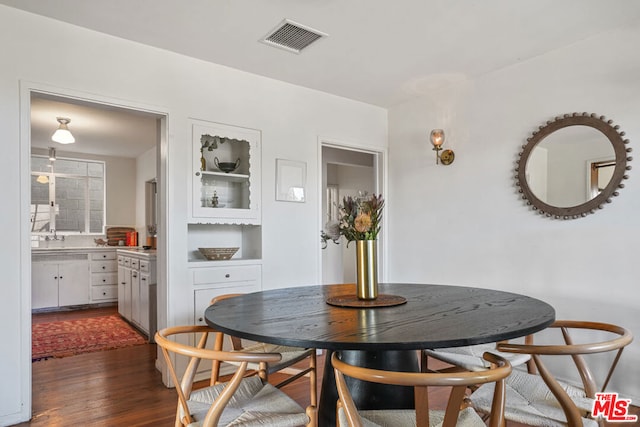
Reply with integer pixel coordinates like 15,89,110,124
187,224,262,263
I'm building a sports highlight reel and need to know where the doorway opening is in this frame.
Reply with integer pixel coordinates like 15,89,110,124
23,87,167,415
320,143,385,284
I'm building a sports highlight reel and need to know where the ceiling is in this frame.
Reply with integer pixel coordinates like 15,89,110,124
30,93,160,158
5,0,640,157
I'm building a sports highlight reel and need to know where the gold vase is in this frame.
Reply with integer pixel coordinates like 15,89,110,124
356,240,378,300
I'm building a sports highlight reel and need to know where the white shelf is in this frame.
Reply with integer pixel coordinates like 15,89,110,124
199,170,249,182
187,258,262,266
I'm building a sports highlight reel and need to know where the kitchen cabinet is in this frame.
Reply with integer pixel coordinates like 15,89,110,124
32,262,58,309
117,250,156,339
138,258,155,334
190,262,261,380
32,254,90,310
191,263,261,325
90,249,118,303
117,255,132,320
189,119,261,225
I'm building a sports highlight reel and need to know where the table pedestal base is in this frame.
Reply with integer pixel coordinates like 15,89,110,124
319,349,419,426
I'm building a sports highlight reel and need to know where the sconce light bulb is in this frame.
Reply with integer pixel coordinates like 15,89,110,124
430,129,445,148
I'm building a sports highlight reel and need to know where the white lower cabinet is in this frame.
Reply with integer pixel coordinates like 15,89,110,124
117,260,132,320
32,262,59,309
117,250,157,339
90,250,118,303
190,262,261,379
32,255,90,310
191,264,261,325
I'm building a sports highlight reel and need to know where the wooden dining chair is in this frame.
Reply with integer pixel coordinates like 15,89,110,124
210,294,318,407
155,325,316,427
423,342,534,373
470,320,633,427
331,351,512,427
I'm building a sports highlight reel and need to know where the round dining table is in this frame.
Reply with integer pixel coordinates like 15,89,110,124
204,282,555,426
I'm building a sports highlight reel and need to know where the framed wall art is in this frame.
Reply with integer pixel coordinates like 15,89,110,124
276,159,306,202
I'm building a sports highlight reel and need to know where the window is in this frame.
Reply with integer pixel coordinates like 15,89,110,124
31,156,105,234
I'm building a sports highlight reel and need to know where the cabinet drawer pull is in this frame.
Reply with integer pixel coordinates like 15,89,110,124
225,274,230,278
102,279,106,283
102,266,106,270
198,317,203,322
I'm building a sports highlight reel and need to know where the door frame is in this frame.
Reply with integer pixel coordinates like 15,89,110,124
317,136,388,285
18,80,169,418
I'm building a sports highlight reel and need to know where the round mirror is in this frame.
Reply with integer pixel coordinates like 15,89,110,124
516,113,632,219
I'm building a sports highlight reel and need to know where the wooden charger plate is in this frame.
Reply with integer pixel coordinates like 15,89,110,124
326,294,407,308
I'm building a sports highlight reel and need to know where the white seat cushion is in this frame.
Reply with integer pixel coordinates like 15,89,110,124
184,376,309,426
338,406,487,427
471,369,598,427
425,344,531,372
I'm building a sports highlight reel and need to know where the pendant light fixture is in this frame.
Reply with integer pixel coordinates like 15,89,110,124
48,147,56,161
52,117,75,144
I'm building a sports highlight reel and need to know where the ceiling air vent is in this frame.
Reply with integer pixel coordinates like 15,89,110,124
260,19,328,54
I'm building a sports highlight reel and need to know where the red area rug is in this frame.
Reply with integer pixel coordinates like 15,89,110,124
32,314,147,362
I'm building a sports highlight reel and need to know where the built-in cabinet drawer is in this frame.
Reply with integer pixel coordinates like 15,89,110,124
139,259,150,273
91,272,118,286
91,285,118,301
192,265,260,286
91,251,117,261
91,260,118,273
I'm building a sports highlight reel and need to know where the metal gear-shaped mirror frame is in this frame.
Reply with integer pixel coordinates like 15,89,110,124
516,112,632,219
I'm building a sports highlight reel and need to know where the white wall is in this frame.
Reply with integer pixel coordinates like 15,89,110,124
0,6,387,424
388,24,640,399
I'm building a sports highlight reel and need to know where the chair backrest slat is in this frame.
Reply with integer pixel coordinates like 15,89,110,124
332,351,512,427
155,325,284,427
494,320,634,426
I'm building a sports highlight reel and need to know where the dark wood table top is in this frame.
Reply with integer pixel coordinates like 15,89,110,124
204,283,555,350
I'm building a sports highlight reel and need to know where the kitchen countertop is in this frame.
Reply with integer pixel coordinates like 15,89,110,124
32,246,119,253
116,247,157,258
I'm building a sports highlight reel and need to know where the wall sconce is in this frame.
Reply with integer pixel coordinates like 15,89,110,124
52,117,75,144
48,147,56,161
430,129,455,165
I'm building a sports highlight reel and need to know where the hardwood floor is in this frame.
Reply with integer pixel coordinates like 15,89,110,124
20,307,639,426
